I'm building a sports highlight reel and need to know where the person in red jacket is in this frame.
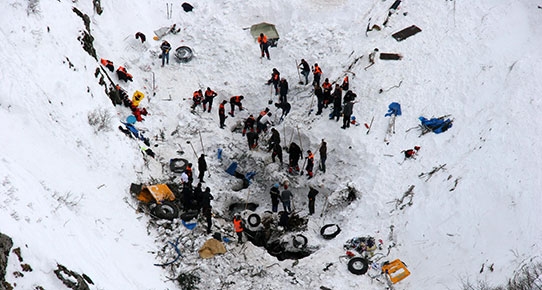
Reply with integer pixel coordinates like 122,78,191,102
341,75,349,91
229,95,244,117
305,150,315,179
258,33,270,60
191,89,203,111
267,68,280,96
218,100,227,129
203,87,217,113
100,58,114,72
116,66,133,82
242,114,256,136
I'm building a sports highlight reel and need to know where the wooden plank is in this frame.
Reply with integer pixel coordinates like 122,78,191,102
392,25,422,41
379,53,402,60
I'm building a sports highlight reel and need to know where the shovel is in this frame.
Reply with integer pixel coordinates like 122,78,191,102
187,140,198,158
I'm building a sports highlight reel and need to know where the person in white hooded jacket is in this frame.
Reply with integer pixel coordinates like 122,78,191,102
257,112,273,133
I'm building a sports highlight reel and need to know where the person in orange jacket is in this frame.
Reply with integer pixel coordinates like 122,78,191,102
233,214,244,244
258,33,270,60
312,63,322,87
322,78,332,108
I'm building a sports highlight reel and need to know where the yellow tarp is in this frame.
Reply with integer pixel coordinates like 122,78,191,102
198,238,227,259
136,184,175,204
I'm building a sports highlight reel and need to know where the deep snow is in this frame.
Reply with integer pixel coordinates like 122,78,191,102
1,0,541,289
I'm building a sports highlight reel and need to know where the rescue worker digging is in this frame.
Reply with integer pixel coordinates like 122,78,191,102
229,95,244,117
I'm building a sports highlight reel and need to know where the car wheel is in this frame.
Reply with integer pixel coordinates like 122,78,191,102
320,224,341,240
348,257,369,275
153,201,180,220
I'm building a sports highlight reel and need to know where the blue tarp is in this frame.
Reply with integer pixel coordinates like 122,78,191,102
123,122,149,142
245,171,256,181
182,219,197,230
419,116,453,134
385,102,402,117
226,162,238,176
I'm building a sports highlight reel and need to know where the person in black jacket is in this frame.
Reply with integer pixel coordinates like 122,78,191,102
218,100,227,129
319,140,327,173
308,186,319,215
299,59,310,85
288,142,302,174
315,85,324,115
193,182,203,211
279,78,289,104
331,84,343,121
270,183,281,212
342,100,355,129
268,128,280,151
267,68,280,95
160,40,171,67
201,187,214,234
271,142,283,165
198,154,207,182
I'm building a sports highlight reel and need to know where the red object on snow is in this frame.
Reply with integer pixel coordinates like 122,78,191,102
364,123,370,129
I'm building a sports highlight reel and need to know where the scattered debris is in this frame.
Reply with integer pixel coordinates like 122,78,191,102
419,164,447,181
391,185,415,211
449,176,461,191
379,80,403,94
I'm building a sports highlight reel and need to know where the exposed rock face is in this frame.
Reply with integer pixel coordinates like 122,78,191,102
0,233,14,286
54,264,90,290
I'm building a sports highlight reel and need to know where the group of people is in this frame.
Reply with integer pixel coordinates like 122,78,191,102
177,154,216,234
179,34,364,240
269,182,321,216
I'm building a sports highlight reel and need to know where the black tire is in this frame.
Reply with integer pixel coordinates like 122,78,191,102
247,213,261,227
152,201,180,220
175,46,193,62
348,257,369,275
170,158,188,174
292,234,308,249
320,224,341,240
